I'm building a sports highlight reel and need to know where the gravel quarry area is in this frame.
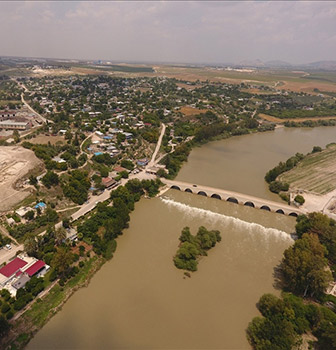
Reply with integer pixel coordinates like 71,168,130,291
0,146,41,211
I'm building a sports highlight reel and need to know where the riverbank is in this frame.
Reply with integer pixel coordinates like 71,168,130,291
1,255,105,350
1,179,163,350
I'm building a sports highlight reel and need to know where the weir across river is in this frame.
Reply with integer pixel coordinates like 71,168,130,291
162,179,303,217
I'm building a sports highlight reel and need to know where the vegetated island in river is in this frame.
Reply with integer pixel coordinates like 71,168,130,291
173,226,221,273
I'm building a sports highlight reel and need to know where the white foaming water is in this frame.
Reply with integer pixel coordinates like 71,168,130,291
160,197,294,242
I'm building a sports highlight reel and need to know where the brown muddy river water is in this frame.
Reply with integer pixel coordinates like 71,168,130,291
27,127,336,349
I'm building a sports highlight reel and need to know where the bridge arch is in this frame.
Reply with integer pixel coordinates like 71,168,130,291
171,185,180,191
244,201,255,208
227,197,239,204
260,205,271,211
198,191,207,197
289,212,298,217
211,194,221,200
185,188,193,193
276,209,285,215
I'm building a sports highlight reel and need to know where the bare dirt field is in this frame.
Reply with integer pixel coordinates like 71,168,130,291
28,135,65,145
180,106,208,117
280,81,336,94
0,146,42,211
259,113,336,123
176,82,203,90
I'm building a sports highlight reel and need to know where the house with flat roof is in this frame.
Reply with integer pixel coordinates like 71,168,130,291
0,255,49,296
0,120,32,130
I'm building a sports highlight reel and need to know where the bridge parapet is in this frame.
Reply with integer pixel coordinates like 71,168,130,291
162,180,302,217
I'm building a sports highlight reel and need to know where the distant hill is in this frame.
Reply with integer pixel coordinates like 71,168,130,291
304,61,336,70
232,59,336,71
265,60,292,68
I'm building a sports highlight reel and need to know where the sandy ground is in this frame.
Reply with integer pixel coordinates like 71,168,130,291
0,146,42,211
296,189,336,221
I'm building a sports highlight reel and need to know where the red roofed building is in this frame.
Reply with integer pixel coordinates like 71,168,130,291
102,177,117,189
24,260,46,277
0,257,27,278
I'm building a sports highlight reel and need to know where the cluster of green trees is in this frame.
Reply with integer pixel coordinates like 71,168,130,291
41,171,59,188
92,153,116,166
162,142,192,178
0,233,11,248
8,208,58,240
61,170,91,205
268,180,289,194
285,119,336,128
265,153,305,184
268,106,336,119
247,293,336,350
194,122,231,144
141,128,159,143
77,179,162,257
247,212,336,350
173,226,221,272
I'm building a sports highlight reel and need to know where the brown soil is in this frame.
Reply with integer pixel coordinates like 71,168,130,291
28,135,65,145
280,81,336,93
0,146,42,211
180,106,208,116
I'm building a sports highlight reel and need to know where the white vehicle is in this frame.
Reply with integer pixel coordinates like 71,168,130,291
5,244,12,250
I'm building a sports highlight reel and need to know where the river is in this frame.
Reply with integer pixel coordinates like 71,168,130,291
27,126,336,349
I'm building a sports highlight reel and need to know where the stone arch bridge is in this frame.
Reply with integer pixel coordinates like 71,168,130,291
162,179,303,217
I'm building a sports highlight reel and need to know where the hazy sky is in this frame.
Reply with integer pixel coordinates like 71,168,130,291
1,1,335,64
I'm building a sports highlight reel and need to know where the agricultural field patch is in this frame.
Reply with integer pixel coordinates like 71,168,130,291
279,144,336,195
28,134,65,145
180,106,208,117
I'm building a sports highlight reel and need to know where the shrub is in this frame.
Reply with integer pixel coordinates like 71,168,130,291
294,195,305,205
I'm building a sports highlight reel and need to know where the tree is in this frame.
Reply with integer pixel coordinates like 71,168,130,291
24,235,38,256
42,171,59,188
29,175,38,187
55,227,66,246
281,233,332,297
13,130,20,143
24,210,35,221
62,218,70,229
294,195,305,205
179,227,192,243
0,315,10,338
52,247,73,276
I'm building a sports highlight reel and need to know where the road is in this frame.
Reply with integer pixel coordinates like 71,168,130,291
12,78,53,125
148,123,166,167
0,244,24,266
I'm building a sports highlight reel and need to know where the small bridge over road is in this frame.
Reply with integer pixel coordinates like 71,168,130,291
162,179,303,217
